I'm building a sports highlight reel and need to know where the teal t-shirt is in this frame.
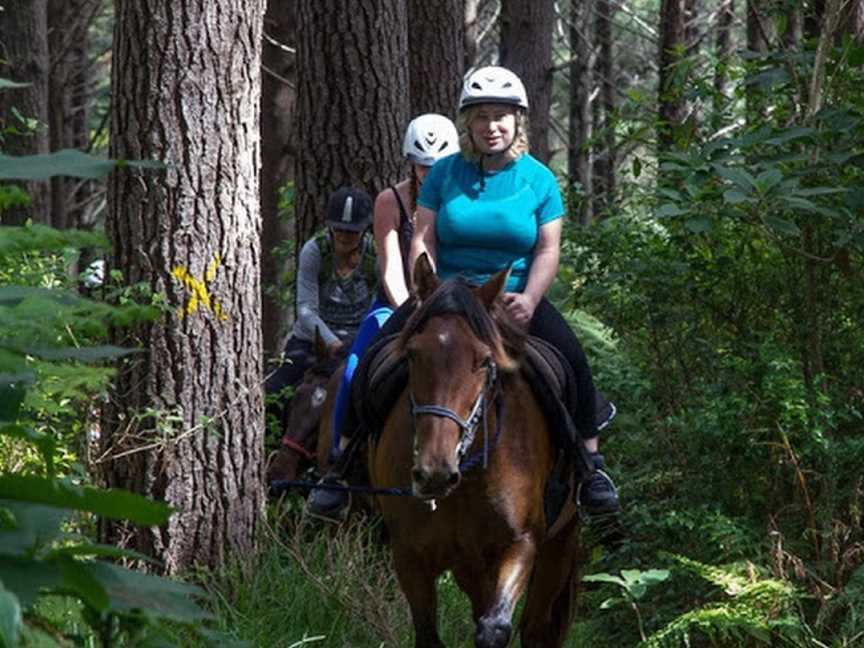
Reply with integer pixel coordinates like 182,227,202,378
417,153,565,292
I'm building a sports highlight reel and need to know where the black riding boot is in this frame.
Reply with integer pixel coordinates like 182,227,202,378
306,434,360,523
578,452,620,516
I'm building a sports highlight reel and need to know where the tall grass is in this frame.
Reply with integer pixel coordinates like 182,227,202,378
194,495,481,647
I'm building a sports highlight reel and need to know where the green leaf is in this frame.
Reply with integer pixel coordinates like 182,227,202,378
0,286,82,307
755,168,783,192
0,149,165,181
764,126,814,146
723,190,750,204
779,195,818,212
763,215,800,236
632,156,642,178
640,569,671,585
46,542,156,564
714,165,756,192
656,203,684,218
84,562,212,623
793,187,846,196
0,476,172,527
0,583,21,648
0,78,30,90
0,500,67,555
583,573,626,587
57,557,110,613
0,557,60,609
685,218,712,233
599,596,626,610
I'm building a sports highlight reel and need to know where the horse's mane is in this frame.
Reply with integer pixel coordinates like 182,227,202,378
398,277,525,369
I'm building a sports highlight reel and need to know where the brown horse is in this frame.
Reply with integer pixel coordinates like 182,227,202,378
368,255,585,648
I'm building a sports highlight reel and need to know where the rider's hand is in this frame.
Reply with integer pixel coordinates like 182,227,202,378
502,292,537,327
327,339,345,355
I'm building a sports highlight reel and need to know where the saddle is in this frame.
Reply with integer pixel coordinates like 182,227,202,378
351,333,610,480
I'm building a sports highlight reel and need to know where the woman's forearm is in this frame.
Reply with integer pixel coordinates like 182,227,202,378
380,239,410,306
522,245,559,305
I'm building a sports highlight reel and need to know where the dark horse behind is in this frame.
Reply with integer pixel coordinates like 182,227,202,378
266,336,347,485
367,255,585,648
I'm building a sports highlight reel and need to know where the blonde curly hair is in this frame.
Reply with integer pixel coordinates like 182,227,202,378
458,105,530,165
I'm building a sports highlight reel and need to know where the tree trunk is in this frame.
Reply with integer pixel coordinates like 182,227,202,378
746,0,769,124
103,0,266,574
260,0,297,358
47,0,100,232
568,0,593,225
499,0,555,164
842,0,864,42
658,0,686,153
464,0,498,70
0,0,51,225
408,0,464,117
592,0,615,218
714,0,734,113
295,0,408,245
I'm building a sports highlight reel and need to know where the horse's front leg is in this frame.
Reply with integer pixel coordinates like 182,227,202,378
392,546,444,648
475,534,538,648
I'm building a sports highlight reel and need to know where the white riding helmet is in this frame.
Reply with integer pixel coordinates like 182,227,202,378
459,66,528,112
402,113,460,167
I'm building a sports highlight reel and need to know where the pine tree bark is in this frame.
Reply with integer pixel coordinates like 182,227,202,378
103,0,266,574
0,0,50,225
658,0,686,153
592,0,615,218
499,0,555,164
568,0,593,225
295,0,408,244
408,0,464,117
260,0,297,358
47,0,100,232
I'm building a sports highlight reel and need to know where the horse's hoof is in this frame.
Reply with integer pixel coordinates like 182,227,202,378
475,618,512,648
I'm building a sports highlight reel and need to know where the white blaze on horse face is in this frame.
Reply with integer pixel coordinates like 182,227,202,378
437,330,450,348
311,386,327,408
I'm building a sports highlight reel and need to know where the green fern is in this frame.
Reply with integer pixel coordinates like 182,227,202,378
641,555,807,647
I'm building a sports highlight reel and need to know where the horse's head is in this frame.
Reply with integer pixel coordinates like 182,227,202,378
284,331,346,461
401,254,521,500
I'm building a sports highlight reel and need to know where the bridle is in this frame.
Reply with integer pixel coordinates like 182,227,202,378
409,356,500,470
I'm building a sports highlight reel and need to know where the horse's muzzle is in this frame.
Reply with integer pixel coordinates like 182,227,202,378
411,465,461,499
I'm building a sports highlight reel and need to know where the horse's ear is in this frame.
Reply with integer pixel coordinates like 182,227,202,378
475,267,510,309
412,252,440,301
313,327,328,360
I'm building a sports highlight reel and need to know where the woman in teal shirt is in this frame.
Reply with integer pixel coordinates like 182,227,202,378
411,66,618,516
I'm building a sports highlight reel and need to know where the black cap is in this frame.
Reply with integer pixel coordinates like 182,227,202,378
326,187,372,232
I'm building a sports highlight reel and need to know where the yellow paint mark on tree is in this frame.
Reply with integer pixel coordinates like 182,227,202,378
172,254,228,321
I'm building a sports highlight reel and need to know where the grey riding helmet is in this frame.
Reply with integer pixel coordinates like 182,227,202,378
325,187,373,232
